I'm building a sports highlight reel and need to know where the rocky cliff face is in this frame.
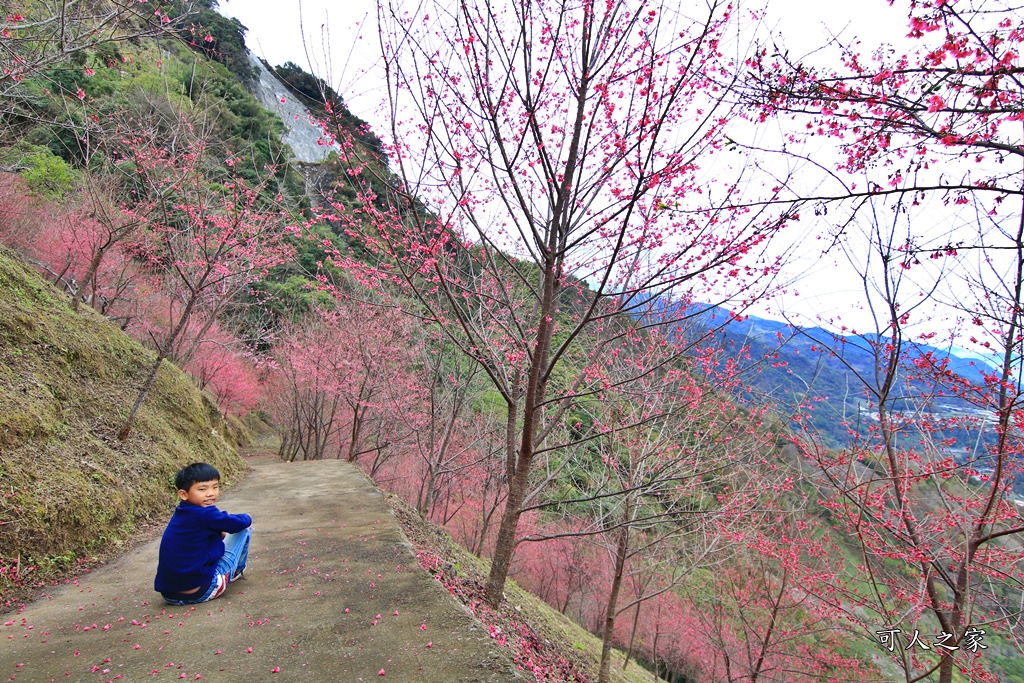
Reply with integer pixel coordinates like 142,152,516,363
248,52,337,163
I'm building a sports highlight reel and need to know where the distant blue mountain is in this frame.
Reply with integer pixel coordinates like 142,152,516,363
639,299,999,447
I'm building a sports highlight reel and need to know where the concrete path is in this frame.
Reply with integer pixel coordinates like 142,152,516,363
1,458,520,682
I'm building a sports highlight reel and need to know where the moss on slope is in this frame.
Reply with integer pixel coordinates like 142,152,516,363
0,246,245,604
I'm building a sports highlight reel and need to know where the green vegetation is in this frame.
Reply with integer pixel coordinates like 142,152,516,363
0,246,247,604
169,0,257,86
1,143,78,199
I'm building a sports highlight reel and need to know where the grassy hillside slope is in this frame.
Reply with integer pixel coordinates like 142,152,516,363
0,246,246,607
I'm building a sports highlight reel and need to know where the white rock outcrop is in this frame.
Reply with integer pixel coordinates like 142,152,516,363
248,52,338,163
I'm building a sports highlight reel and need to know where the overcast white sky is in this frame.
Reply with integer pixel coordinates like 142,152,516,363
221,0,385,125
220,0,911,125
218,0,980,344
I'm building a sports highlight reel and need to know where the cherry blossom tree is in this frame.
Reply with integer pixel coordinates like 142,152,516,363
117,132,293,440
0,0,176,101
272,310,350,461
65,105,206,312
270,301,419,464
405,333,497,519
503,328,760,682
0,170,150,322
586,414,730,683
774,206,1024,683
742,1,1024,680
0,172,97,286
330,0,789,609
183,318,263,414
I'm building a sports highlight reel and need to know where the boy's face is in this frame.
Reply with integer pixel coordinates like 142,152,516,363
178,479,220,507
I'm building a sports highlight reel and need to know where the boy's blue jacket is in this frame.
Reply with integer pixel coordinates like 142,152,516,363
154,502,251,594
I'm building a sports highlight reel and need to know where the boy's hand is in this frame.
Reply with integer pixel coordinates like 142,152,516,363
222,531,227,538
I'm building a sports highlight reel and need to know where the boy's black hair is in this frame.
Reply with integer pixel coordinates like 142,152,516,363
175,462,221,492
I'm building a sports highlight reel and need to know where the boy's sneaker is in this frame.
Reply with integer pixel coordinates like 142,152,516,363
231,567,246,581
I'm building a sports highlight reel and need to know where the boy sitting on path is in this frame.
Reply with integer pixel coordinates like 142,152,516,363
154,462,251,605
